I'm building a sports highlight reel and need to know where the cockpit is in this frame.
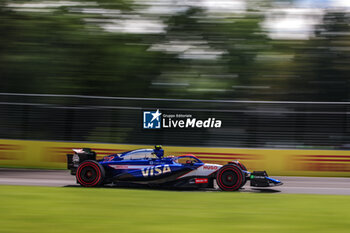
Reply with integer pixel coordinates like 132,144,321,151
172,155,203,165
117,146,165,160
102,146,204,165
119,149,158,160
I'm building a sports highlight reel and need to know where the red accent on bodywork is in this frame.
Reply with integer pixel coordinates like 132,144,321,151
195,178,208,184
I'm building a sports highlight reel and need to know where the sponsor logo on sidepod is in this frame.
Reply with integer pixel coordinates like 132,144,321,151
141,165,171,177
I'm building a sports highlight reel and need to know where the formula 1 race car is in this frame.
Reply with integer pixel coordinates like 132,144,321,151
67,146,282,191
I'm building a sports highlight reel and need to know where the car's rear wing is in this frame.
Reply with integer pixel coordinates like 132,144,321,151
67,148,96,175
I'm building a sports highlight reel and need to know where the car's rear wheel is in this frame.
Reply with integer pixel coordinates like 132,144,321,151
76,160,105,187
216,165,245,191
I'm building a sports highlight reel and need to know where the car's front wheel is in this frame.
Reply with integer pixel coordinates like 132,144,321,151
216,165,245,191
76,160,105,187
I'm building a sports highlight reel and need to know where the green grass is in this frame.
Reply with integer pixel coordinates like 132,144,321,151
0,186,350,233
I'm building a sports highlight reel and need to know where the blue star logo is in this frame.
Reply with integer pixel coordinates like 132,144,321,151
143,109,162,129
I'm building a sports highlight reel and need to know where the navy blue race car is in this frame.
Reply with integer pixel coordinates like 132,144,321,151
67,146,282,191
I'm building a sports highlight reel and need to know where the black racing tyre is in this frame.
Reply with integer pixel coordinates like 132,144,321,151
216,165,245,191
237,162,248,188
228,161,248,188
237,162,247,171
76,160,105,187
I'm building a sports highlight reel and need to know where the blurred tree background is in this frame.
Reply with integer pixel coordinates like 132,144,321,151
1,0,350,148
1,0,350,101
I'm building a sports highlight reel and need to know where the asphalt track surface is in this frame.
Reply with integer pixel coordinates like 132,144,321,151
0,168,350,195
